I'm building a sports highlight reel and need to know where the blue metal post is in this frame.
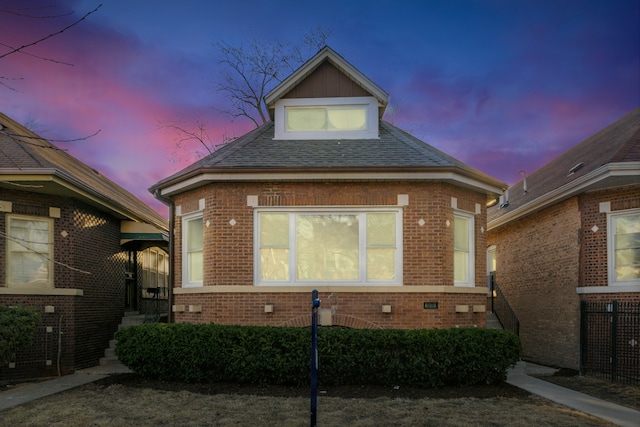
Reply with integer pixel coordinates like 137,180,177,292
310,289,320,427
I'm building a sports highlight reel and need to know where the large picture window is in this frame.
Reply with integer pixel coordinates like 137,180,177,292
182,213,203,287
608,210,640,285
6,215,53,287
454,211,475,286
256,208,401,285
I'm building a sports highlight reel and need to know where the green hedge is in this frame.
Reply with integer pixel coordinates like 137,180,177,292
0,305,41,366
116,324,521,387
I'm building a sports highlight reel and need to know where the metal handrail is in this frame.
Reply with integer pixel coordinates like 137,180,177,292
489,273,520,336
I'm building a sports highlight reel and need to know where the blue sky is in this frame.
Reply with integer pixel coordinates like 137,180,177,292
1,0,638,215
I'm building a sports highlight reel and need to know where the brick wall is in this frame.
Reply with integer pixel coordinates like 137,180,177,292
488,197,582,369
579,186,640,302
0,189,126,380
171,180,489,330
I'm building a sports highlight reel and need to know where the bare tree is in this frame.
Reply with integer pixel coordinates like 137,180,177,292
160,119,236,164
215,27,332,127
0,3,102,90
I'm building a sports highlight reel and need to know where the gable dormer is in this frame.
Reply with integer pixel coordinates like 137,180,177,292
265,46,389,140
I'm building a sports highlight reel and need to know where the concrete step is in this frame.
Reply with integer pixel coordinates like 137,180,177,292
99,355,120,366
486,312,503,330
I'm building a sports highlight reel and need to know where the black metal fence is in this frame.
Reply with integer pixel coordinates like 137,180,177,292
580,301,640,385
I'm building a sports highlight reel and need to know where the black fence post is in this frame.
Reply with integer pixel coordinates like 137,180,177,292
610,301,618,382
579,301,586,376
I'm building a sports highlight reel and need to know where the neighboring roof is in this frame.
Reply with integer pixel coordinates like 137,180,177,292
488,107,640,229
0,112,168,231
264,46,390,118
150,120,506,198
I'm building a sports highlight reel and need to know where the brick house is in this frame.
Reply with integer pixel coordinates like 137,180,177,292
0,113,168,380
150,47,506,330
487,107,640,371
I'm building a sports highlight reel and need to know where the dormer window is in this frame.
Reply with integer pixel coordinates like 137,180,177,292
274,96,379,140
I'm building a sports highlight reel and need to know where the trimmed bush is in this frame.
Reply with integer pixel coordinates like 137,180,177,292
0,305,41,366
116,324,521,387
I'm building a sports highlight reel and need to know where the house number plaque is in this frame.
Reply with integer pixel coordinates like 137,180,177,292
423,302,439,310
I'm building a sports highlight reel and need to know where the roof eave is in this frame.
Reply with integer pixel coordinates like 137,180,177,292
488,162,640,230
0,168,167,230
154,166,505,200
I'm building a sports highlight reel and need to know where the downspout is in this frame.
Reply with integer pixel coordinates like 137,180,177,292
153,189,175,323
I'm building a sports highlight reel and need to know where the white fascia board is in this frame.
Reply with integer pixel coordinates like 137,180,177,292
488,162,640,230
159,171,504,198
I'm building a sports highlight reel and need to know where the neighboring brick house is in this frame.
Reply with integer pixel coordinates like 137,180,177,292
150,47,506,330
0,113,168,380
487,107,640,371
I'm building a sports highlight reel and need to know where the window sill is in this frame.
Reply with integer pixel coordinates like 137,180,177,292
0,287,84,296
576,285,640,294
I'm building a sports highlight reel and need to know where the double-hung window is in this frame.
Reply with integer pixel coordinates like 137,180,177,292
454,211,474,286
6,215,53,288
182,213,203,287
256,208,402,285
608,209,640,286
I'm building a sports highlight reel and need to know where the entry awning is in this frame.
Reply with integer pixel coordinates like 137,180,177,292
120,221,169,251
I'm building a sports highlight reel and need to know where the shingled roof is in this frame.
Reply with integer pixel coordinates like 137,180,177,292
150,119,506,197
0,112,167,230
488,107,640,228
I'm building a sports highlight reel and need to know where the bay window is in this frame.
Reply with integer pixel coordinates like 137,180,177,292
6,215,53,287
256,208,401,285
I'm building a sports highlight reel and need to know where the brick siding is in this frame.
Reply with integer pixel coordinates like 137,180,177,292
488,197,582,369
0,189,126,380
171,181,489,330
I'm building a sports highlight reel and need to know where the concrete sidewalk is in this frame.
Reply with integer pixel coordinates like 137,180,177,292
0,363,131,412
1,361,639,427
507,361,640,427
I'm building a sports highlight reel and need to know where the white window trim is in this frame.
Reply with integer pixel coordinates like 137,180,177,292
454,210,475,287
273,96,379,140
607,208,640,287
6,214,54,289
254,206,403,286
181,211,203,288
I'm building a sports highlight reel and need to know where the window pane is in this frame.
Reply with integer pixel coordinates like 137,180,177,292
187,218,203,251
261,248,289,280
367,248,395,280
327,107,366,130
614,214,640,282
10,252,49,284
188,252,203,282
454,216,470,250
615,214,640,234
286,108,326,131
454,251,468,282
367,213,396,246
297,215,359,281
261,213,289,246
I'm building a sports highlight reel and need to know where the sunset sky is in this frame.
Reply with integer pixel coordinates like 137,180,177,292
1,0,638,216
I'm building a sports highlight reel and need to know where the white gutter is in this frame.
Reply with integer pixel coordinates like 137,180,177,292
488,162,640,230
158,171,505,198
